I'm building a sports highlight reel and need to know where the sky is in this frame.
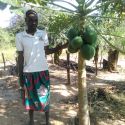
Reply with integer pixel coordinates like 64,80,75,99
0,0,99,28
0,4,15,28
54,0,99,10
54,0,78,10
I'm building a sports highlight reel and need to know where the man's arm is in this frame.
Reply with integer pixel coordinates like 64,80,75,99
17,51,24,88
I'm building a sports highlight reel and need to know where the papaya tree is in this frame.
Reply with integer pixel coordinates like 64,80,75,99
17,1,96,124
41,1,125,125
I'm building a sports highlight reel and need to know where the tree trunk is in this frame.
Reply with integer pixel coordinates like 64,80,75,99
78,52,90,125
108,49,119,72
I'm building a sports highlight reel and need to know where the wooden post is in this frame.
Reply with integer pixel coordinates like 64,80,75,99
1,53,5,70
94,45,99,76
78,52,90,125
66,50,70,85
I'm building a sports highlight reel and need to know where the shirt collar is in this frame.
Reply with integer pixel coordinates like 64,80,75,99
23,29,39,37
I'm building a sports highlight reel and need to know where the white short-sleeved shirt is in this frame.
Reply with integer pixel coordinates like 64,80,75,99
16,29,49,73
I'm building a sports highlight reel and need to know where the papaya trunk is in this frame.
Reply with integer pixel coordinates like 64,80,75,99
78,52,90,125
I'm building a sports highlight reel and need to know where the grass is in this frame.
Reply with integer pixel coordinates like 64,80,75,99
0,46,16,63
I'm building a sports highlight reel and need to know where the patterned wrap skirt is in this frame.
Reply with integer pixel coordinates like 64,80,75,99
19,70,50,112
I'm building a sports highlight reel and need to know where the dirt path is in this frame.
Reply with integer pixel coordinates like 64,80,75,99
0,58,125,125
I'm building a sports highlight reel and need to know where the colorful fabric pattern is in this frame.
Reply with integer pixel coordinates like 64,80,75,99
19,70,50,112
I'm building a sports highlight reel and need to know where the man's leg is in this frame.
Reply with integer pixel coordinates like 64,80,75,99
29,110,34,125
45,110,49,125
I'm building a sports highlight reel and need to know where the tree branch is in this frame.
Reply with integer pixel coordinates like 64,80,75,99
86,0,95,8
45,42,68,55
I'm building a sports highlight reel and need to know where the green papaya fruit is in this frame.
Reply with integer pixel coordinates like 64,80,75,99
67,27,79,41
91,41,97,48
71,36,83,50
68,43,79,53
80,44,95,60
83,26,97,45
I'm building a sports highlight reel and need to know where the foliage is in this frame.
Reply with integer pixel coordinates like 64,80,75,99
0,0,21,6
98,0,125,17
21,7,71,47
0,28,15,48
10,18,25,34
48,12,72,36
1,0,125,56
0,27,16,61
0,47,16,62
7,0,124,51
0,16,24,49
90,15,125,54
23,0,49,6
108,22,125,52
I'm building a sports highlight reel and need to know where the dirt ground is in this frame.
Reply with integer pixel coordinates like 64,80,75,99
0,54,125,125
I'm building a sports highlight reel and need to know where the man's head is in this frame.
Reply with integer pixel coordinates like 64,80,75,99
25,10,38,33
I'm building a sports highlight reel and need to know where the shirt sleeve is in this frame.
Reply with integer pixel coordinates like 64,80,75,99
43,30,49,46
15,34,23,51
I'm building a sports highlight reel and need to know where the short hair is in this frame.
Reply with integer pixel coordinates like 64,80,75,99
25,9,38,17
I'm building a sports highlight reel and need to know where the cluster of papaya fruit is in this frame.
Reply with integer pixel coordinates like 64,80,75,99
67,26,97,60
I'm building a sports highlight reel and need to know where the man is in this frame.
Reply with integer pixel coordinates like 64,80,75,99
16,9,50,125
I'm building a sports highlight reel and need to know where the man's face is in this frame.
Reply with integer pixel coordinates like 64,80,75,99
25,14,38,32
